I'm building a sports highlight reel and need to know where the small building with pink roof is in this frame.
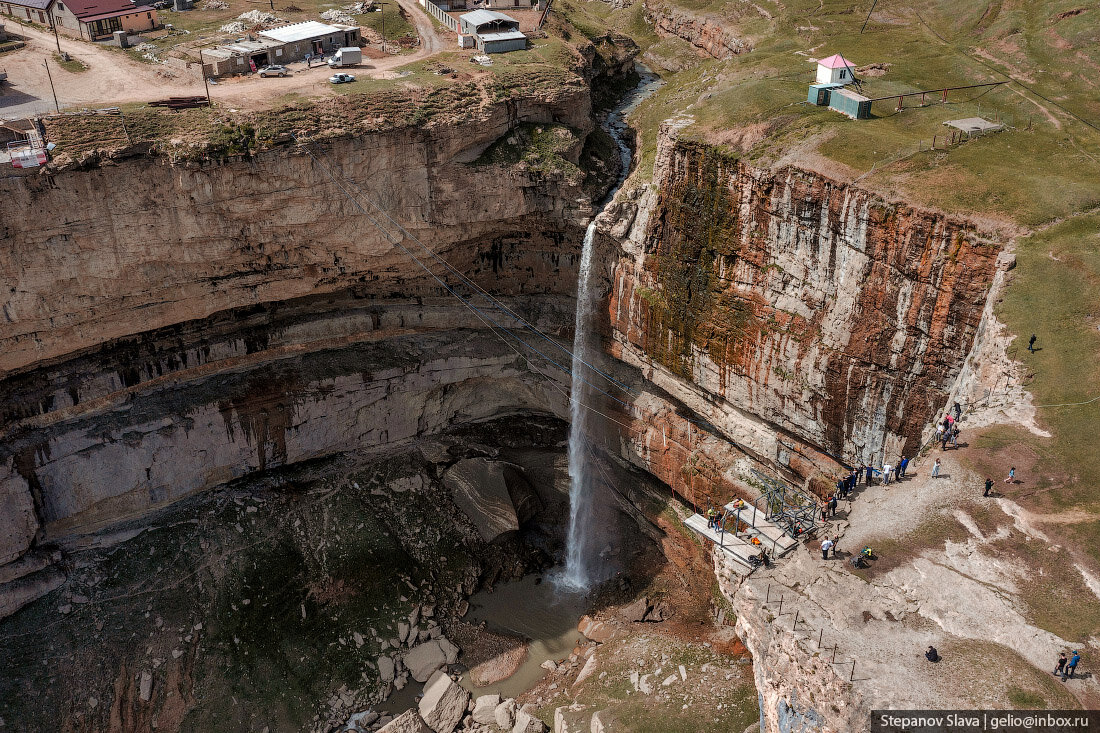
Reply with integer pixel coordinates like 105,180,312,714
815,54,856,85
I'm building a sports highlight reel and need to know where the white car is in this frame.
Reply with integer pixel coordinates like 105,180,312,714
258,65,290,78
329,73,356,84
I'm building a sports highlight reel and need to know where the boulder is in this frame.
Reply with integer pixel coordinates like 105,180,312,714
404,641,446,682
442,458,520,542
553,704,588,733
577,616,614,643
398,622,411,644
438,635,460,664
418,670,470,733
590,710,621,733
471,694,500,725
377,655,396,683
377,710,431,733
622,597,649,623
494,699,518,730
643,600,672,623
513,709,549,733
501,464,542,523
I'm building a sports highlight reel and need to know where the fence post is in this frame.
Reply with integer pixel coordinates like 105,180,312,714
850,659,856,681
817,629,823,649
777,597,784,617
793,609,799,630
831,645,837,663
766,584,771,603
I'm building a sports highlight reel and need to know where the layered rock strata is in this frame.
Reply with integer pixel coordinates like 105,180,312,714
0,85,599,613
605,130,1002,499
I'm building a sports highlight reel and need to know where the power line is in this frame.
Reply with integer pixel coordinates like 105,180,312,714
304,138,639,399
291,136,641,416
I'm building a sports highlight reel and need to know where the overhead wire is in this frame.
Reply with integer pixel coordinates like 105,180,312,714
316,144,639,398
292,135,642,418
292,135,758,465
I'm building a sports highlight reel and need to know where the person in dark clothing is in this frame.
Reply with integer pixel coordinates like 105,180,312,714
925,646,940,662
866,465,874,485
1028,334,1037,353
953,401,962,420
900,457,909,478
828,494,838,518
984,478,994,497
1054,652,1068,676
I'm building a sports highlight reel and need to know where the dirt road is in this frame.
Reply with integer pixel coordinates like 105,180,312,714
0,0,449,118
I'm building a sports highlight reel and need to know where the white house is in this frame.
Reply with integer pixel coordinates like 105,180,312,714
815,54,855,85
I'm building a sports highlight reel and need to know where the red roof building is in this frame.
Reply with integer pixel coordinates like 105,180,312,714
49,0,158,39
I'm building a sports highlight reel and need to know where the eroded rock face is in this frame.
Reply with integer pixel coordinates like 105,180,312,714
608,132,1002,496
644,2,752,59
0,90,592,376
0,86,593,602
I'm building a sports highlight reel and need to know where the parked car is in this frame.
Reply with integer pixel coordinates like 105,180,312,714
328,73,356,84
258,65,290,78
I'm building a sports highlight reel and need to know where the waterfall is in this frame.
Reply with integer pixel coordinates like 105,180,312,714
562,221,600,589
559,66,663,591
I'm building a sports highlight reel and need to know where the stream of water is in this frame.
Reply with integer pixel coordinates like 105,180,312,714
561,66,663,590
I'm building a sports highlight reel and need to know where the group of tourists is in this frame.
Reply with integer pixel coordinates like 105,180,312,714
935,407,962,451
1054,650,1082,681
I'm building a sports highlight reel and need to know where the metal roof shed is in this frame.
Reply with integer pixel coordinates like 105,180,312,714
828,88,871,119
807,83,843,106
258,20,343,43
458,10,525,53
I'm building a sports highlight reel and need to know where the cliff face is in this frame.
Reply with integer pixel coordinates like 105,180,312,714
643,2,751,59
0,90,591,376
606,131,1002,497
0,90,594,604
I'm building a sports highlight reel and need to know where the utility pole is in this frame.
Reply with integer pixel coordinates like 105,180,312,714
377,1,387,53
51,17,62,55
198,48,211,103
43,58,59,113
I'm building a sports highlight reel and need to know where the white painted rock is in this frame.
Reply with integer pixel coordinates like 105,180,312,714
139,670,153,702
418,669,470,733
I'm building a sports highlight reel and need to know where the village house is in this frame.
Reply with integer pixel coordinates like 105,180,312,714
0,0,158,39
202,20,360,76
458,9,525,53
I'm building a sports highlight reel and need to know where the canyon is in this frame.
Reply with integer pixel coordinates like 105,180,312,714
2,5,1096,731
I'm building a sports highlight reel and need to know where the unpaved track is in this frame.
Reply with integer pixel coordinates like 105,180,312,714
0,0,449,117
